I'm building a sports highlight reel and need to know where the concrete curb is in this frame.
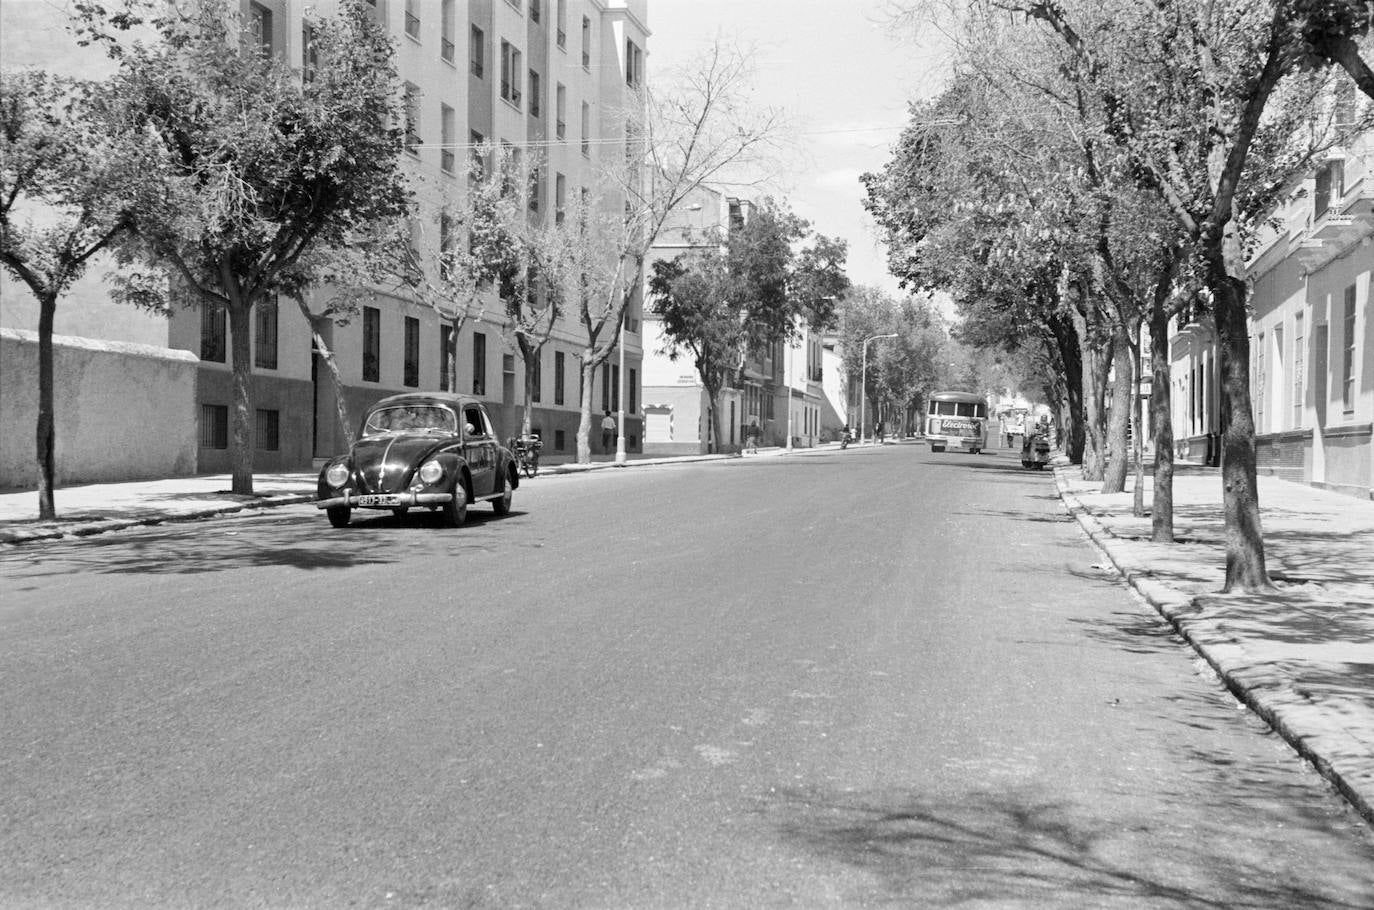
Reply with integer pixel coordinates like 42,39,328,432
1052,466,1374,826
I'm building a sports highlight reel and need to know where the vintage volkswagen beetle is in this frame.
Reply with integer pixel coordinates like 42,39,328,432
315,393,518,528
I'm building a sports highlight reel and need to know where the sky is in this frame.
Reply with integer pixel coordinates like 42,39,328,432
646,0,954,297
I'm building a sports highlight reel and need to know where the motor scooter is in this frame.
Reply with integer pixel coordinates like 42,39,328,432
839,427,853,449
1020,427,1052,470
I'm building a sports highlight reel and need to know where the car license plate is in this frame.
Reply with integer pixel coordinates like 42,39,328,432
358,494,401,507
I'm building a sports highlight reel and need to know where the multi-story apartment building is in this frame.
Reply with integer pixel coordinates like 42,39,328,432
0,0,649,481
1170,120,1372,499
189,0,649,471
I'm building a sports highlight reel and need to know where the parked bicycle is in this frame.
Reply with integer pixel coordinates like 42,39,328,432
509,433,542,478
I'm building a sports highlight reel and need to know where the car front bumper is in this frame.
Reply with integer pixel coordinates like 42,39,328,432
316,490,454,510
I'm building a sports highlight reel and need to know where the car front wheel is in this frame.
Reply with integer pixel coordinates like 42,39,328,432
441,480,469,527
326,506,351,528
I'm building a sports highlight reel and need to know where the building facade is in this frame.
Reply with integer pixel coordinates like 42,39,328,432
0,0,650,482
1171,124,1373,498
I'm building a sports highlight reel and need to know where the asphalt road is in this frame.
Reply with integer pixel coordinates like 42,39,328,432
3,443,1373,909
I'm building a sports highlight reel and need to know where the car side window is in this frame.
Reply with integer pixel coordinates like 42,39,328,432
464,407,486,438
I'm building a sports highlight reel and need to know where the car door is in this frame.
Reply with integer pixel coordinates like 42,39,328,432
462,404,497,496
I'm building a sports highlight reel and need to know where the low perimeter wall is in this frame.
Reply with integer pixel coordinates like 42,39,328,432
0,328,199,489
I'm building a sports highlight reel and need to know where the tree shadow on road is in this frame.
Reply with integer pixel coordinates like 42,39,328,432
758,782,1374,908
0,508,530,579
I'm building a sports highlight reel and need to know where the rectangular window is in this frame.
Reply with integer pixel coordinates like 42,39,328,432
470,25,485,78
625,38,643,87
248,2,273,55
581,101,590,157
404,0,420,39
529,69,541,117
404,316,420,387
440,103,456,173
1293,314,1304,429
555,429,565,451
363,306,380,382
200,306,226,363
1343,284,1357,411
472,331,486,395
531,0,541,23
554,172,566,225
555,83,566,139
556,0,567,48
629,367,637,414
403,82,420,154
612,364,620,411
254,296,278,370
554,350,566,405
528,166,541,212
601,363,611,412
439,324,453,392
581,15,591,69
501,41,523,108
439,213,455,281
1314,159,1345,221
531,351,542,403
301,23,318,80
200,404,228,449
254,408,280,451
470,130,485,179
441,0,455,61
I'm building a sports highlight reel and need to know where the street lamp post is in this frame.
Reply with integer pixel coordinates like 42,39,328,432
860,333,897,446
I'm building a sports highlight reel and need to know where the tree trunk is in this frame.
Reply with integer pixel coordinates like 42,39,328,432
1149,299,1175,543
294,299,354,451
1051,317,1085,464
36,294,58,520
577,355,596,463
1073,302,1111,481
1131,320,1145,517
227,301,255,496
517,335,536,440
1209,255,1273,592
1101,323,1133,494
705,381,726,455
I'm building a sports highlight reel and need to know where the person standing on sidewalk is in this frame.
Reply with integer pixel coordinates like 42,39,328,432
601,410,617,454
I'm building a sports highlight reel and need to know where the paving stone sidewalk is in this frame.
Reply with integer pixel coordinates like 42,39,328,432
1055,463,1374,825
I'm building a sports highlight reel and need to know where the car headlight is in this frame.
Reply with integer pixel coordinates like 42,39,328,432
418,460,444,484
325,463,350,488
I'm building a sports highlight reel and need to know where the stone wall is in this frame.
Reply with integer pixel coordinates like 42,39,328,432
0,329,198,489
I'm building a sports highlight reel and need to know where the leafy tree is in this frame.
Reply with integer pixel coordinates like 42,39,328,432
571,39,786,463
1006,0,1365,590
0,72,151,519
80,0,410,495
649,198,848,453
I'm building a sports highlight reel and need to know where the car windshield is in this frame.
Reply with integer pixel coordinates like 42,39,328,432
362,406,458,436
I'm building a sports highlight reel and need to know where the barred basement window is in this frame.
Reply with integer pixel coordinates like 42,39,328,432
254,296,278,369
363,306,380,382
200,307,226,363
255,408,280,451
404,316,420,387
200,404,228,449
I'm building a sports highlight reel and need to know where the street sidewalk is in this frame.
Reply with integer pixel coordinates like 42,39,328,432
1055,462,1374,826
0,445,806,545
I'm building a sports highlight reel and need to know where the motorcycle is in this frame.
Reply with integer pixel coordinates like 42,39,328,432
1020,427,1052,470
839,427,853,449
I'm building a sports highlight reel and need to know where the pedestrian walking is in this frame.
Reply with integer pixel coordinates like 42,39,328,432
601,409,617,453
746,418,760,454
